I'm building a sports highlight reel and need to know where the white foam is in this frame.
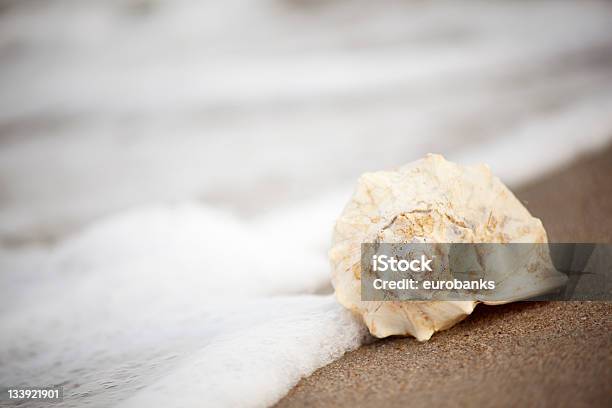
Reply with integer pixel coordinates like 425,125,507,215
118,296,367,408
0,204,365,407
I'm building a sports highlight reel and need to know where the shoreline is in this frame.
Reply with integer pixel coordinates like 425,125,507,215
276,145,612,407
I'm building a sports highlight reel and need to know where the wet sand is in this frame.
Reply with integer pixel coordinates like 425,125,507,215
276,146,612,408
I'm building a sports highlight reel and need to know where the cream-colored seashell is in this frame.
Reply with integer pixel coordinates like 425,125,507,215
330,154,566,341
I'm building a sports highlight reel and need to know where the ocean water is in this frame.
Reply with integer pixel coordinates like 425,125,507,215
0,204,370,407
2,1,612,407
2,0,612,242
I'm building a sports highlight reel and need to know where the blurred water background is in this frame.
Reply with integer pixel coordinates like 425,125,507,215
2,0,612,244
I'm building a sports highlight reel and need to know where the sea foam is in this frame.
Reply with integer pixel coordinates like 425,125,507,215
0,204,368,407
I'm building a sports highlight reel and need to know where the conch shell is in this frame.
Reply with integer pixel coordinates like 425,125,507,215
330,154,566,341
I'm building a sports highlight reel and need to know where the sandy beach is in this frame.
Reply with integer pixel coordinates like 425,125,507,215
277,147,612,408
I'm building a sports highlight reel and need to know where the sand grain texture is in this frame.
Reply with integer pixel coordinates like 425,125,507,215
276,147,612,408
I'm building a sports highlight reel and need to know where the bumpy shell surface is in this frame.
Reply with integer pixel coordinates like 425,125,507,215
330,154,566,341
